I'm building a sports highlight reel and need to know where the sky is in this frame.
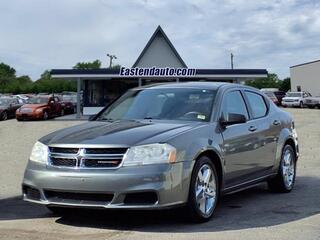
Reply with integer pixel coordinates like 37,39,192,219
0,0,319,80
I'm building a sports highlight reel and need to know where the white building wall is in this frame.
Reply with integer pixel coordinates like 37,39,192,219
290,61,320,96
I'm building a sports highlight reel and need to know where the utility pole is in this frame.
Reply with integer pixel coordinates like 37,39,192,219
230,53,234,69
107,53,117,68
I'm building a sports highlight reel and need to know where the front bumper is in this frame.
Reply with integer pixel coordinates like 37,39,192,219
22,161,194,209
16,112,43,120
282,101,300,107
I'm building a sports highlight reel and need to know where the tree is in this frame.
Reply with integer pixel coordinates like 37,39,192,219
279,77,291,92
73,60,101,69
245,73,280,89
0,62,16,77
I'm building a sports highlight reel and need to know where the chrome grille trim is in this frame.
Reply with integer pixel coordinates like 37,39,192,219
48,146,128,169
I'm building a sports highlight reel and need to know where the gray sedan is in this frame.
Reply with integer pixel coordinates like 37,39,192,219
22,82,299,222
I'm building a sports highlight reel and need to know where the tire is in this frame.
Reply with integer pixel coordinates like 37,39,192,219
60,109,65,116
43,111,49,120
186,156,219,222
268,145,296,193
1,111,8,121
299,101,304,108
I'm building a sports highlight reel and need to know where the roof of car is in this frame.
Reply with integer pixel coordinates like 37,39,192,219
136,81,242,90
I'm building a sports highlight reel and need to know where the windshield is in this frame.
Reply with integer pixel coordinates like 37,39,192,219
286,92,302,97
62,95,77,102
263,92,276,98
98,88,217,122
27,97,49,104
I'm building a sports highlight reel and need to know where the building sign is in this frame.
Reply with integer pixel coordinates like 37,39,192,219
120,67,196,77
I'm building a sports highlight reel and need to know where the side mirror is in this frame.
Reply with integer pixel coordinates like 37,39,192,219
220,113,247,127
88,115,96,121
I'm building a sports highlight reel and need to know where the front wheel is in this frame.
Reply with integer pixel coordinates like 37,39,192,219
43,111,49,120
187,156,219,222
299,101,304,108
268,145,296,193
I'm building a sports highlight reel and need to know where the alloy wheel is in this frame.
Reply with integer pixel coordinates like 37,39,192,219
281,149,295,189
195,164,217,216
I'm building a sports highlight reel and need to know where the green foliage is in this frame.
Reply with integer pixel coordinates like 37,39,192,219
279,78,291,92
73,60,101,69
245,73,281,89
245,73,291,92
0,62,16,77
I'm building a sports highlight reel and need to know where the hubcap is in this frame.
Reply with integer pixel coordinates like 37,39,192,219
282,149,295,189
195,164,217,215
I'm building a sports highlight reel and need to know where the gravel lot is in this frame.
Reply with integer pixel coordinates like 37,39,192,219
0,108,319,240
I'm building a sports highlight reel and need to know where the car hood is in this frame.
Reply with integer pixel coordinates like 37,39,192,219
21,104,47,109
40,120,202,146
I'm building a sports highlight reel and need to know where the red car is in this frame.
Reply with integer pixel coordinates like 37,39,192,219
16,95,64,121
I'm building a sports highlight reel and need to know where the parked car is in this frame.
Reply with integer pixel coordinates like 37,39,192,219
304,96,320,109
282,91,311,108
16,95,63,121
273,91,286,105
22,82,299,222
0,97,23,120
60,94,77,114
261,90,279,106
13,94,29,104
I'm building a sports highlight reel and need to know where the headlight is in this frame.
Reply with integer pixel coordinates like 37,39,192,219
35,108,43,113
122,143,176,166
29,141,48,164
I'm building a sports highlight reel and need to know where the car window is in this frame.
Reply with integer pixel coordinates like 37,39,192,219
245,91,268,118
221,91,249,121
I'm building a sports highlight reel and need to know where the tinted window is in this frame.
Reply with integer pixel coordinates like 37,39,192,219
222,91,248,121
245,91,268,118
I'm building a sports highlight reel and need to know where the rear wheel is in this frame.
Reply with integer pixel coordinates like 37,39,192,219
1,111,8,121
268,145,296,193
187,156,219,222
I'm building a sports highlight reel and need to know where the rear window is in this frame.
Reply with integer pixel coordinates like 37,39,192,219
245,91,268,119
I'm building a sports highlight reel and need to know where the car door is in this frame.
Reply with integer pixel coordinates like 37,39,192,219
220,90,261,187
243,90,278,177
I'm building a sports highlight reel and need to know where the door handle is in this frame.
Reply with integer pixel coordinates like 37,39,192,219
273,120,280,126
248,126,257,132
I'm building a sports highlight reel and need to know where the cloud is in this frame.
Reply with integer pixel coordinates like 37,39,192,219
0,0,319,80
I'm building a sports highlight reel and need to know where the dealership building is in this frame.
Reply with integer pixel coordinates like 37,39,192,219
51,26,268,117
290,60,320,96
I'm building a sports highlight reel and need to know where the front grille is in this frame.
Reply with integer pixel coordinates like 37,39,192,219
44,190,113,203
48,147,127,169
83,158,122,168
51,157,77,167
85,148,127,155
49,147,79,154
